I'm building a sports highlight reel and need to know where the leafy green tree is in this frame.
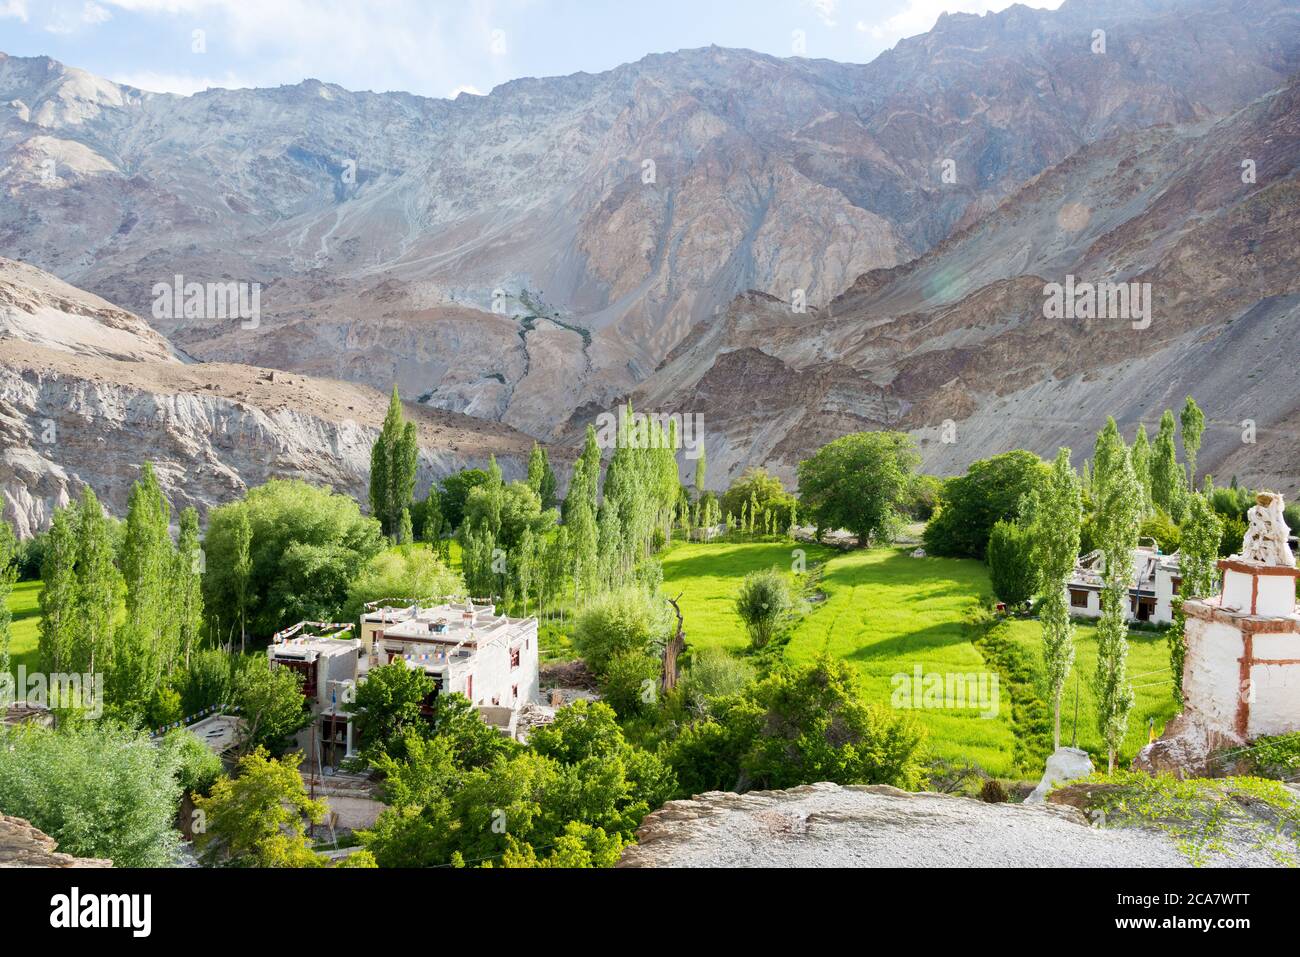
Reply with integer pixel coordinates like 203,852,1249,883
438,468,490,532
116,463,179,711
369,387,420,537
175,506,205,669
397,507,414,545
203,480,384,637
159,728,223,795
1180,396,1206,490
923,450,1048,558
1130,423,1153,514
1150,409,1187,523
694,443,707,495
346,661,435,764
1027,448,1082,749
418,483,443,543
38,507,79,673
1170,494,1224,701
987,520,1039,609
343,546,462,621
0,722,183,866
72,487,122,677
526,443,559,511
1093,443,1142,772
232,658,312,754
798,431,919,547
741,656,925,791
734,567,793,649
231,507,252,650
571,587,673,675
1138,509,1181,554
178,647,235,717
720,467,797,532
194,747,326,867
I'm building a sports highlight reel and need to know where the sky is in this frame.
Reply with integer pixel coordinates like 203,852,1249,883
0,0,1065,99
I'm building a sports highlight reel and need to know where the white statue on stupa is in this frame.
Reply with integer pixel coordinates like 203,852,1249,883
1239,491,1294,568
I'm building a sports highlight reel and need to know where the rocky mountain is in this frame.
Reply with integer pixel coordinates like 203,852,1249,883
0,259,541,536
2,0,1297,449
629,66,1300,494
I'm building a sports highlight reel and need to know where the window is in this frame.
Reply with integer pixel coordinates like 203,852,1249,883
1069,589,1089,609
510,647,521,669
512,684,518,700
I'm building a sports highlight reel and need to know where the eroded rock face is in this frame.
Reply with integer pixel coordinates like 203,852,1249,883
617,782,1286,868
0,259,545,536
0,814,111,868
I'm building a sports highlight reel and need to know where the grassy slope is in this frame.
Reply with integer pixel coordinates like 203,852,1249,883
663,541,1180,778
660,539,835,655
5,580,41,676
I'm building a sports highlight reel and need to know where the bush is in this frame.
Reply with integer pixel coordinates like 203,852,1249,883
159,728,224,795
734,567,792,649
680,648,755,715
0,723,183,866
599,650,662,719
572,587,674,675
986,520,1038,609
177,648,237,717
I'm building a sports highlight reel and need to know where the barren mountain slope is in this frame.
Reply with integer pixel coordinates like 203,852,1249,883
2,0,1297,438
0,260,543,536
627,74,1300,493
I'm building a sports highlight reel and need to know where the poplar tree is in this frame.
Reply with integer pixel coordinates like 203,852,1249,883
1093,444,1141,772
1180,396,1205,489
369,387,419,536
1150,409,1187,522
175,506,204,670
118,462,178,706
1170,494,1223,701
420,484,442,543
232,509,253,653
527,443,546,496
398,508,414,545
73,487,122,678
1130,423,1152,514
1028,449,1082,749
38,506,79,673
694,443,707,495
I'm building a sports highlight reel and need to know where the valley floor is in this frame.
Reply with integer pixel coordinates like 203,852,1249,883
661,541,1179,778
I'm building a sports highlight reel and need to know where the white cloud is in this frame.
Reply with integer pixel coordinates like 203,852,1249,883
803,0,838,27
44,0,114,33
0,0,28,22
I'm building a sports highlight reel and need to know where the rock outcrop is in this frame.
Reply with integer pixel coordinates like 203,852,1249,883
0,814,111,868
618,782,1288,867
0,259,546,535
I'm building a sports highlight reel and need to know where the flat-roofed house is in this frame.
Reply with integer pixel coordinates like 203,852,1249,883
1066,544,1182,625
360,601,540,724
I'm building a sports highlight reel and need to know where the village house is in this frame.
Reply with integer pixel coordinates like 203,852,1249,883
1066,543,1181,625
267,603,541,764
359,600,540,735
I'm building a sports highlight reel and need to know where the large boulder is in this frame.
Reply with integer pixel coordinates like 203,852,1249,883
1025,746,1094,804
0,814,111,868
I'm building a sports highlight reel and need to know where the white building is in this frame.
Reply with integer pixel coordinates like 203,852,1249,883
267,624,365,764
359,600,540,733
1066,544,1182,625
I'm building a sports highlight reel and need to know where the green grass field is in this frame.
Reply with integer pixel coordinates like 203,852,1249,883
5,580,41,677
660,539,835,655
662,541,1179,778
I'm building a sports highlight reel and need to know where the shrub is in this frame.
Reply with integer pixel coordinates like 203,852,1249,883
159,728,223,795
680,648,755,714
0,722,182,866
986,520,1039,609
572,587,674,675
979,778,1009,803
734,567,792,649
599,650,662,719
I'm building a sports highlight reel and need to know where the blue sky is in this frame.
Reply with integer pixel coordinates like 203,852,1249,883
1,0,1063,98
